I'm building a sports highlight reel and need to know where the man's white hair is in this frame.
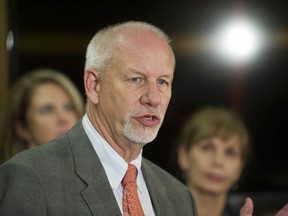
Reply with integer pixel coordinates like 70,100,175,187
84,21,175,75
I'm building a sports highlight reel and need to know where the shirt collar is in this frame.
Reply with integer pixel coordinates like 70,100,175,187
82,113,144,192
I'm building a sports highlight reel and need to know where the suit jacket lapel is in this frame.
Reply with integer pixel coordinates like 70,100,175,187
68,122,122,216
142,159,176,216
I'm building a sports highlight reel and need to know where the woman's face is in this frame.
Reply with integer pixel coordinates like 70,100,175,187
20,82,79,147
179,135,243,195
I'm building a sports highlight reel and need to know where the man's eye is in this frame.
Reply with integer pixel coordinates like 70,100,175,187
157,79,168,86
130,77,143,83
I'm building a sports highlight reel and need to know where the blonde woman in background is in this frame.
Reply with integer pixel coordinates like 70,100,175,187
0,68,84,164
178,107,250,216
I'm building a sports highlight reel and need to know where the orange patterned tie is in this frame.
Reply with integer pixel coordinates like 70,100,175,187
122,164,145,216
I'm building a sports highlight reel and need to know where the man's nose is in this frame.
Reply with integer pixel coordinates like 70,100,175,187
140,83,161,107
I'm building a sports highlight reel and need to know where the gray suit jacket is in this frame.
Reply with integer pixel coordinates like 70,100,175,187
0,122,197,216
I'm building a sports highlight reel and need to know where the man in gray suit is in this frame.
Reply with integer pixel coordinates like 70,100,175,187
0,21,279,216
0,21,197,216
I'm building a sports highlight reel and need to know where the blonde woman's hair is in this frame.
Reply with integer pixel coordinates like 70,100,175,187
0,69,84,164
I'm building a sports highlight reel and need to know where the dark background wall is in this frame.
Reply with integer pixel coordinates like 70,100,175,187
6,0,288,193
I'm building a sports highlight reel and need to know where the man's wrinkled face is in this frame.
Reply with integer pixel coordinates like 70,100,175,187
96,32,174,145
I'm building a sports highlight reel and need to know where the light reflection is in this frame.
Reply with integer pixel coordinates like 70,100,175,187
213,15,265,65
6,30,14,52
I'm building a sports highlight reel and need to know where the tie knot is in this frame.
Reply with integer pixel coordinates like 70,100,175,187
122,164,137,186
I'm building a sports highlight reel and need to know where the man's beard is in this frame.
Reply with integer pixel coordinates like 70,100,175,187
122,110,163,145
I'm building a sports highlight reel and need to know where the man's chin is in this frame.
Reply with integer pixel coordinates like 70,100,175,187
125,131,158,145
123,121,160,144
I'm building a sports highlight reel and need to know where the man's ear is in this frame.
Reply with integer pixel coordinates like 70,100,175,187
84,68,101,104
177,144,189,171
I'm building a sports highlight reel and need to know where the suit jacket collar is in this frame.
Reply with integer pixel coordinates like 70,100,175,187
142,159,177,216
67,122,175,216
67,122,122,216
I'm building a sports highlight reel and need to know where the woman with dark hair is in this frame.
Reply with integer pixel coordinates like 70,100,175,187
178,107,250,216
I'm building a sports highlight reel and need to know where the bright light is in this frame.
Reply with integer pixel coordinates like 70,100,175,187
214,15,264,64
6,31,14,52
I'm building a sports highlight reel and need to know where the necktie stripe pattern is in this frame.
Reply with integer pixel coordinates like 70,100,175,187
122,164,144,216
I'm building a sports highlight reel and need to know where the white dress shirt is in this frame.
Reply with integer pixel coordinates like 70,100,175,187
82,114,155,215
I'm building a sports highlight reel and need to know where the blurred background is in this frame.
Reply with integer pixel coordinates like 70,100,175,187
1,0,288,212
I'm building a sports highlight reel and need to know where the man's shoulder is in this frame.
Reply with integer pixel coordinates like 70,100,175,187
0,134,75,188
1,133,70,169
1,122,85,167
